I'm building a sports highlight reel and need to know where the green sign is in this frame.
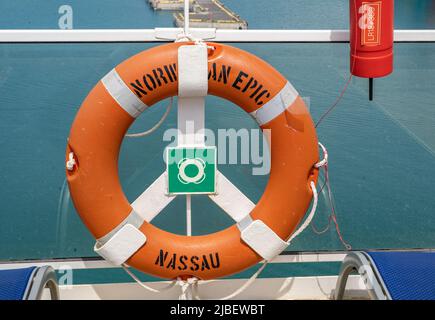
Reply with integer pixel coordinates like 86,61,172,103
166,146,217,195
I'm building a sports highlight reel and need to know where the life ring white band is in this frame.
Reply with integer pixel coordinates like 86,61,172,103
94,223,146,266
239,217,288,261
102,68,148,118
250,81,299,126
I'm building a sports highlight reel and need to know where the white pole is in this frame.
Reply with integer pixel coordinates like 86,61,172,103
184,0,190,36
186,194,192,236
185,194,193,300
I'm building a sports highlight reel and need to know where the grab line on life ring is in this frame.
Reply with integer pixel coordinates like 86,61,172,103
121,179,321,300
66,41,320,280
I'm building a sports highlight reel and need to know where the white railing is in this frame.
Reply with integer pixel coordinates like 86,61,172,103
0,28,434,43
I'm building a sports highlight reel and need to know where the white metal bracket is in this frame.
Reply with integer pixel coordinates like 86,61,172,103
154,27,216,41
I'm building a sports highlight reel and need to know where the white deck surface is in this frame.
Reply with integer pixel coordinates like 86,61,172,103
56,275,367,300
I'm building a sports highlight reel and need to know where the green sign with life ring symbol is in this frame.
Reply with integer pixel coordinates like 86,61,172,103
166,146,216,195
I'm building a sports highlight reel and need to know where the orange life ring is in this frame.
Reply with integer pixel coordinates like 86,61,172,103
66,42,319,280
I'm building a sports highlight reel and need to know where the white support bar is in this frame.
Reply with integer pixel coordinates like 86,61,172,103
0,29,434,43
177,44,207,147
209,171,255,222
131,172,176,223
177,97,205,146
177,43,208,239
94,224,146,266
186,194,192,236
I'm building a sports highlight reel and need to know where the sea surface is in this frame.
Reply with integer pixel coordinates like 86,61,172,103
0,1,434,265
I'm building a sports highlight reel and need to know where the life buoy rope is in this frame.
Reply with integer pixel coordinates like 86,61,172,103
125,97,173,138
122,178,323,300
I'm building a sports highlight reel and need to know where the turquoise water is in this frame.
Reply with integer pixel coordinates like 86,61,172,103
0,1,434,263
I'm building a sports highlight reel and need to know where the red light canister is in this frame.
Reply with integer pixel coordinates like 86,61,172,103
350,0,394,78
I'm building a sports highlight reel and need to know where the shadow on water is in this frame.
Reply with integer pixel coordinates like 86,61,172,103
56,179,70,255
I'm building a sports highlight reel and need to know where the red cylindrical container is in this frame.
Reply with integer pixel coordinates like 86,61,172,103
350,0,394,78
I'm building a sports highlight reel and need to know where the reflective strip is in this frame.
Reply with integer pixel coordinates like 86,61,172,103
101,68,148,118
237,214,254,231
97,210,144,244
239,219,288,261
94,224,146,266
250,81,299,126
